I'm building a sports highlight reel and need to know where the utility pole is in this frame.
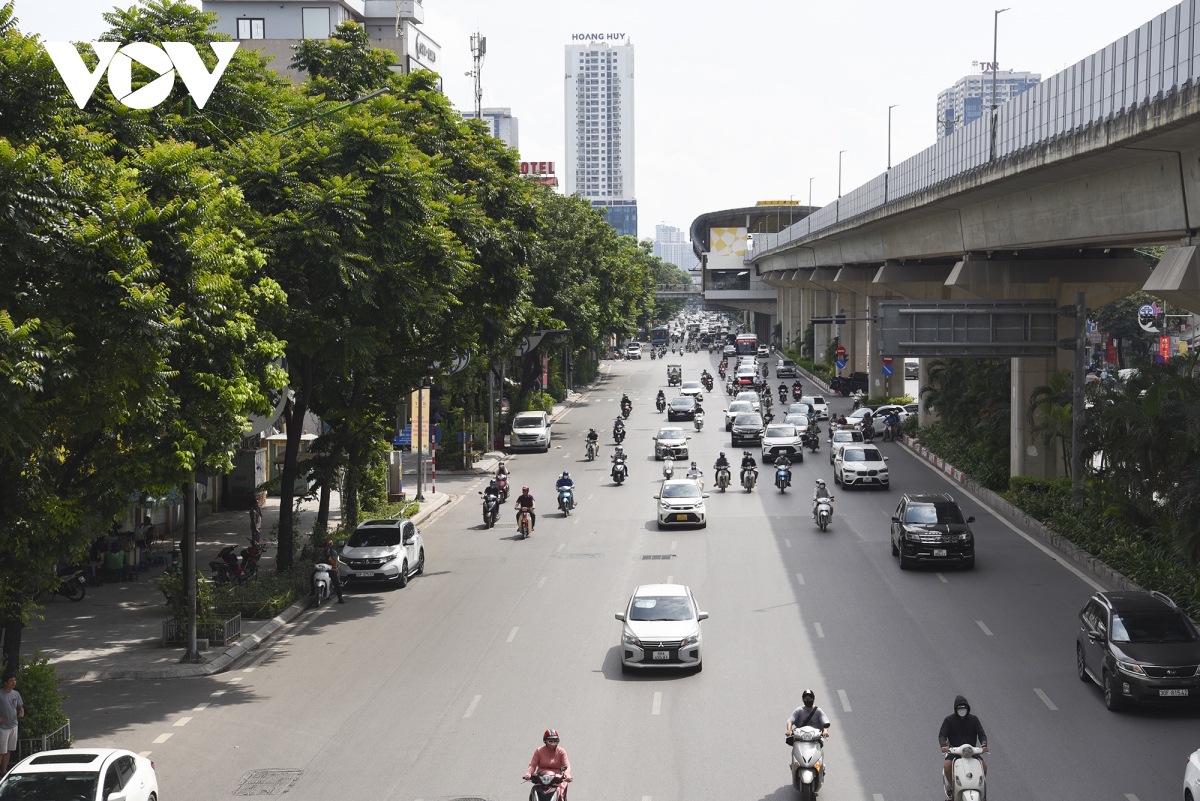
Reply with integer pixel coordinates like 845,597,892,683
887,104,898,169
990,8,1010,161
837,151,846,198
1071,291,1086,507
808,177,814,209
468,32,486,121
183,474,198,662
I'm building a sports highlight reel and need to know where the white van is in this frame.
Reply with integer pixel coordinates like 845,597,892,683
508,411,552,452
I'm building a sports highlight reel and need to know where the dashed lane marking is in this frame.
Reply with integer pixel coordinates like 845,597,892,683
210,690,225,697
557,543,565,551
139,751,151,758
936,573,948,583
837,689,852,712
243,667,255,672
227,677,242,684
463,695,482,718
815,623,824,639
785,538,792,547
537,577,547,588
1034,688,1058,711
976,620,993,636
173,717,192,727
796,573,805,585
152,733,172,744
192,703,209,711
873,795,885,801
666,575,673,583
1125,795,1141,801
670,541,677,551
652,692,662,715
506,627,519,643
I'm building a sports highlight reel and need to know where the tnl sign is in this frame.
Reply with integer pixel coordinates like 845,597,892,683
45,41,240,109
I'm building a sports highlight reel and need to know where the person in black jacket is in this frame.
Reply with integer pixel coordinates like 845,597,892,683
938,694,987,796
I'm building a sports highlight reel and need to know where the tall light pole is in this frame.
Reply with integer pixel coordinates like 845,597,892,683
808,177,815,209
990,8,1009,161
837,150,846,198
887,104,898,169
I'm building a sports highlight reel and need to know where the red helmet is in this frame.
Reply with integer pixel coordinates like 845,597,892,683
543,729,559,743
522,486,530,493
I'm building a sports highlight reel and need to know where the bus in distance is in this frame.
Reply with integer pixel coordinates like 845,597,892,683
650,326,669,347
735,333,758,355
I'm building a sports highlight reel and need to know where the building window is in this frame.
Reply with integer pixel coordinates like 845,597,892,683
302,7,331,39
237,18,265,39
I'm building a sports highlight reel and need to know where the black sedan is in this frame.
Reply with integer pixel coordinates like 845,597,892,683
667,395,698,421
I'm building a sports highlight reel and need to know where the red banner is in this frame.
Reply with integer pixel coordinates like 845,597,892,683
1159,335,1172,363
1106,338,1117,366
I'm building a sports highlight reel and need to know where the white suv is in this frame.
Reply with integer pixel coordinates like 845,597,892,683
509,410,552,452
834,444,890,489
1186,746,1200,801
340,518,425,587
626,343,642,359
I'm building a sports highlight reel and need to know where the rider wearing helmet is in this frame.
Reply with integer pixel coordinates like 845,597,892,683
586,428,599,445
740,450,758,485
524,729,572,795
484,478,501,500
812,479,832,519
787,690,831,739
685,460,704,489
515,485,536,531
713,451,730,471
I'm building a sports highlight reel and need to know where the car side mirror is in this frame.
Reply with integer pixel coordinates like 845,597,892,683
967,516,976,523
702,494,710,498
614,613,625,622
884,456,890,461
891,516,900,523
1087,631,1105,644
697,612,709,621
653,494,660,499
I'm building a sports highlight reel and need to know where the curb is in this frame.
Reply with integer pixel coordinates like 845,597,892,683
898,434,1144,593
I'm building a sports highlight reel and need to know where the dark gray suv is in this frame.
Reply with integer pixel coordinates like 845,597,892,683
1076,591,1200,711
889,493,975,570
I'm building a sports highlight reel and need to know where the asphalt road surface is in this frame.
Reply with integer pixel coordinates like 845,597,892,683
65,351,1196,801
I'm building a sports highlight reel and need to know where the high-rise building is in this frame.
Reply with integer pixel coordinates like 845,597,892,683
653,224,698,272
564,36,636,237
936,69,1040,139
462,107,518,150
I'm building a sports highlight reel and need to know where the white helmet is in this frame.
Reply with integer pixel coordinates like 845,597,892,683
815,479,826,487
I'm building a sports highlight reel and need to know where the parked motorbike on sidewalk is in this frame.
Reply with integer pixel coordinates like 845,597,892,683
943,744,988,801
815,496,835,532
210,545,243,584
49,564,87,602
312,563,333,606
480,492,500,528
788,726,826,800
239,539,266,579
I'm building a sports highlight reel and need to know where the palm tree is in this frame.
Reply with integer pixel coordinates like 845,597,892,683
1028,370,1075,476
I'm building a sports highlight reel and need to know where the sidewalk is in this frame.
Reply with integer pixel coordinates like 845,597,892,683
23,490,452,681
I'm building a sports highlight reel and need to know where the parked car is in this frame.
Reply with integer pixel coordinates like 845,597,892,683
904,402,920,417
724,400,754,431
776,358,797,377
653,479,709,530
508,410,552,452
340,518,424,586
829,428,865,463
833,443,890,489
1076,590,1200,711
667,395,699,422
0,749,159,801
889,493,975,570
679,380,704,398
762,424,803,462
616,583,708,672
731,412,766,446
653,427,690,460
626,342,642,359
904,359,919,379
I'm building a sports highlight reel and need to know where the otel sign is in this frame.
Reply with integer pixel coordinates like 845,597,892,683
45,41,240,110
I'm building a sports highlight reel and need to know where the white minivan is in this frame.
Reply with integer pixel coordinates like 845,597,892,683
508,410,552,452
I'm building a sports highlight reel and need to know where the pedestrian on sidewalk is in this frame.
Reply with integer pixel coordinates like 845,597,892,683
0,675,25,774
249,501,263,544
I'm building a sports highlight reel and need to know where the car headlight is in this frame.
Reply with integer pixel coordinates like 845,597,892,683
906,529,923,542
623,631,640,645
682,631,700,646
381,554,398,563
959,532,972,542
1116,660,1146,676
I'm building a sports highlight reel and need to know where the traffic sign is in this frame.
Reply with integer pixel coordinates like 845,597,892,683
836,345,846,357
882,364,894,377
836,357,847,370
882,357,893,364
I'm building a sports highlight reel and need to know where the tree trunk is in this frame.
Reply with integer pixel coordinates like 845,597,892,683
2,619,23,679
343,439,361,531
277,356,314,571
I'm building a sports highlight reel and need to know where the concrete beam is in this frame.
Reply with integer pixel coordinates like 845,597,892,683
1143,245,1200,315
808,267,842,293
873,263,955,300
945,256,1149,307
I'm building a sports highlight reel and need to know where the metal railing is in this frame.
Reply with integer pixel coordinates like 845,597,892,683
18,721,71,760
752,0,1200,258
654,284,701,294
162,613,242,647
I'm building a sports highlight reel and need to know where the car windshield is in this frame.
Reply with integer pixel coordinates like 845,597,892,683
1110,610,1199,643
0,773,100,801
629,596,694,621
780,360,795,366
513,417,544,429
833,431,862,441
681,382,701,390
734,414,763,426
662,483,700,498
657,429,684,439
670,398,692,408
728,402,752,413
904,503,965,524
788,404,813,416
766,426,796,437
844,449,883,462
347,527,402,547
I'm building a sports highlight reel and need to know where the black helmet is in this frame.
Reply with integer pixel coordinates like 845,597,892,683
802,689,816,702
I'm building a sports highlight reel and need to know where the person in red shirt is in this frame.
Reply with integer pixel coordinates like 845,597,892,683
524,729,572,797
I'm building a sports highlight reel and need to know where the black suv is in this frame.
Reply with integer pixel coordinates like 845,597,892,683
889,493,976,570
1076,591,1200,710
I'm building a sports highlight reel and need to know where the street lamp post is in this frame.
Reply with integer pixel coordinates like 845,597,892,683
990,7,1010,161
887,104,898,170
837,150,846,198
808,177,815,209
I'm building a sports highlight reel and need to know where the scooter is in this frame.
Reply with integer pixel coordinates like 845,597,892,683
788,726,826,800
611,455,628,485
693,411,705,432
775,463,792,492
312,563,333,606
210,545,243,584
621,403,631,419
815,496,835,531
742,469,758,492
496,465,511,502
50,564,87,602
586,439,597,460
793,385,804,402
650,349,657,360
662,456,675,480
558,486,575,516
779,385,788,404
943,744,988,801
526,767,569,801
656,396,667,413
613,424,626,444
715,466,731,492
862,422,875,443
239,539,265,579
517,505,533,539
480,491,500,528
803,429,821,453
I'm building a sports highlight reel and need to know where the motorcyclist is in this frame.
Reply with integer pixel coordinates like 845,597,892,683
713,451,731,484
585,428,599,451
515,485,536,531
484,478,501,501
760,360,769,378
792,379,803,396
778,381,788,399
884,410,901,439
787,689,831,739
685,460,704,490
312,538,345,604
555,471,576,509
812,478,832,520
621,392,632,410
524,729,572,797
739,451,758,485
656,389,666,410
939,695,987,795
773,452,792,487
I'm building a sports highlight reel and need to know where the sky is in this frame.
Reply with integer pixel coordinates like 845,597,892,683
11,0,1169,241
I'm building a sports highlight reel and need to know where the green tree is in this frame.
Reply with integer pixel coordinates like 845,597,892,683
1028,370,1074,477
291,21,397,101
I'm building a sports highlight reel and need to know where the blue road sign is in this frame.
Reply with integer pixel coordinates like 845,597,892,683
882,364,894,377
394,428,412,446
836,358,847,370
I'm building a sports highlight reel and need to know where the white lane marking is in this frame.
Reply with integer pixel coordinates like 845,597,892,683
243,667,255,673
1033,688,1059,711
1125,795,1140,801
837,689,852,712
192,703,209,711
463,695,482,718
652,692,662,715
873,795,886,801
670,541,677,551
976,620,993,636
557,543,565,551
642,796,652,801
936,573,948,583
796,573,805,585
537,577,547,588
666,575,673,583
785,538,792,547
210,690,225,697
815,623,825,639
152,733,173,744
909,445,1106,592
588,493,594,500
227,677,242,684
138,751,152,758
506,627,519,643
173,717,192,727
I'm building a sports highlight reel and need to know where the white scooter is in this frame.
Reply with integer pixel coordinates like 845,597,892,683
693,410,705,431
662,456,675,480
943,744,988,801
815,496,835,531
313,563,333,607
788,725,826,800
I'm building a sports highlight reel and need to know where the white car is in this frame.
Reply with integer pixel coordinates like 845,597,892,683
679,380,704,398
735,390,763,413
757,345,770,358
653,427,690,460
1186,746,1200,801
787,402,815,420
654,479,708,529
724,400,754,431
833,444,890,489
508,410,552,452
829,427,865,463
616,583,708,672
802,395,829,420
762,423,804,463
340,518,424,586
0,749,159,801
735,365,757,386
784,414,811,430
625,343,642,359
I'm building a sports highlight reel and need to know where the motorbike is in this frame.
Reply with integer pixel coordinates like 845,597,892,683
496,465,511,502
586,439,598,460
650,349,657,360
742,468,758,492
793,386,804,402
850,390,865,411
656,396,667,413
718,364,727,379
240,539,265,579
943,744,988,801
517,506,533,539
693,411,705,431
557,486,575,516
611,455,628,485
703,375,714,392
480,491,500,528
815,495,835,531
802,429,821,453
613,423,626,444
882,418,900,442
862,422,876,443
621,403,632,419
788,726,826,800
312,563,334,606
662,456,675,480
761,392,773,410
525,767,569,801
760,362,769,378
49,564,87,602
726,379,736,396
779,385,788,404
715,466,731,492
210,545,244,584
775,463,792,492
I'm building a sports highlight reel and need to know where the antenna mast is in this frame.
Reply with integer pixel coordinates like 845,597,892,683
468,32,486,120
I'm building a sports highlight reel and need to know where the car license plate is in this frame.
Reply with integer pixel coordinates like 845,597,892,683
357,572,375,579
933,549,947,557
1160,689,1189,697
652,651,670,660
675,514,689,521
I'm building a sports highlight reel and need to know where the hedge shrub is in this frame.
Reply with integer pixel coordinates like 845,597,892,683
17,653,68,742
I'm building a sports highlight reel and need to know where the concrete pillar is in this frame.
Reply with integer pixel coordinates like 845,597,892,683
917,358,939,428
1010,356,1057,478
809,269,840,365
